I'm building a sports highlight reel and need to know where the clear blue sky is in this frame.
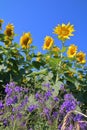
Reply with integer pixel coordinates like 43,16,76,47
0,0,87,53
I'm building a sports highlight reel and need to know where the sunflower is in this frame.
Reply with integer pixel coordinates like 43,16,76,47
67,44,77,58
0,19,4,30
20,32,32,49
52,46,60,56
76,51,86,64
36,52,41,62
4,24,14,37
53,23,74,42
4,36,12,47
52,46,60,52
43,36,54,50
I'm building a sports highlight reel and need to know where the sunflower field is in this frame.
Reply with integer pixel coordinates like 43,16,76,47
0,19,87,130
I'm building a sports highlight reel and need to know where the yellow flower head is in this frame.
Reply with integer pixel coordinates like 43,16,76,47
67,71,74,77
46,55,50,61
4,24,14,37
43,36,54,50
53,23,74,42
20,32,32,49
4,36,12,47
52,46,60,52
76,51,86,64
52,46,60,56
67,44,77,58
0,19,4,30
36,52,41,62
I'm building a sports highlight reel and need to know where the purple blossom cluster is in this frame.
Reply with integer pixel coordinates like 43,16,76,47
0,82,87,130
60,94,77,114
58,93,87,130
0,82,30,129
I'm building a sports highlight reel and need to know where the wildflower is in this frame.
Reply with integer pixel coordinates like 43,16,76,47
20,32,32,49
4,23,14,37
0,101,4,109
74,114,83,121
60,84,65,91
5,85,13,96
35,93,41,100
14,86,23,93
79,122,87,130
76,51,86,64
13,96,18,104
43,36,54,50
52,112,58,118
44,90,52,100
0,19,4,30
42,83,50,88
3,119,8,126
53,22,74,42
53,96,59,102
67,44,77,58
43,107,50,119
60,94,77,113
6,97,13,106
21,96,28,107
27,105,37,112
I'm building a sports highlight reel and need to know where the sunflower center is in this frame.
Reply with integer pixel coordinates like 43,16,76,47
61,27,69,36
6,29,13,37
46,39,51,47
70,49,75,55
23,37,29,45
78,55,84,61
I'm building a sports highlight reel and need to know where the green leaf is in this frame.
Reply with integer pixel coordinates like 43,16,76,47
52,81,63,96
48,58,61,69
68,67,77,74
32,61,41,69
61,46,67,53
0,64,7,71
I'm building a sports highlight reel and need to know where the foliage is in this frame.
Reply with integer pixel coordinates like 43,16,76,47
0,20,87,130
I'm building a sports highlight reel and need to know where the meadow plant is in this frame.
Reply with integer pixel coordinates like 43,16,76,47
0,19,87,129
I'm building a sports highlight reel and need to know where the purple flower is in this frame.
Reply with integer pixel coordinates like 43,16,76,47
5,85,12,96
21,96,28,107
10,115,14,121
3,119,8,126
44,90,52,100
35,93,41,100
6,97,13,106
60,94,77,113
60,84,64,91
68,124,74,130
13,96,18,104
9,82,15,87
14,86,22,93
64,94,74,100
52,111,58,118
74,114,83,121
79,122,87,130
53,96,59,102
60,100,76,113
0,101,4,109
43,107,50,119
42,83,50,88
27,105,37,112
17,113,23,119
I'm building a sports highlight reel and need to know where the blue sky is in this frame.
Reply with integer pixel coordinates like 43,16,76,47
0,0,87,53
